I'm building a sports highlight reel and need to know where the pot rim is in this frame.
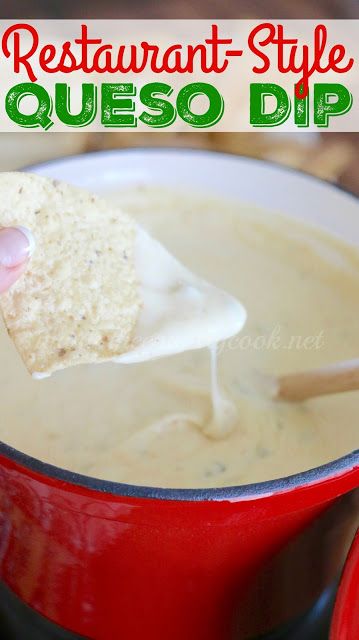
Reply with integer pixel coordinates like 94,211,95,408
1,147,358,502
1,440,359,501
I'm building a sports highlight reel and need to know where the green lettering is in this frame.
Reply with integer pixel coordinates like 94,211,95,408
101,84,136,128
55,83,97,127
250,83,291,127
139,83,176,128
294,88,309,128
314,83,353,128
6,83,53,130
177,83,224,128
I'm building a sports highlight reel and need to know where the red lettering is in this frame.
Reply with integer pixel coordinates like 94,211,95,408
249,23,354,99
39,44,56,68
248,23,274,73
2,23,39,81
204,24,233,73
329,44,354,73
121,44,148,73
74,24,102,73
0,20,353,92
92,45,116,73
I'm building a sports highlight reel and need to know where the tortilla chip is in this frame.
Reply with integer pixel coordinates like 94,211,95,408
0,172,140,376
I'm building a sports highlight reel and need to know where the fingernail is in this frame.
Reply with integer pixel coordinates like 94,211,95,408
0,226,35,268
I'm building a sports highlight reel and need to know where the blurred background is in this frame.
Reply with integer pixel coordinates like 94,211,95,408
0,1,358,194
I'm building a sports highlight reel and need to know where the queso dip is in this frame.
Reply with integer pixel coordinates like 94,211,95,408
1,185,358,488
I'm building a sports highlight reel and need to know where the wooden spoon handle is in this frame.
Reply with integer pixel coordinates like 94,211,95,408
275,358,359,402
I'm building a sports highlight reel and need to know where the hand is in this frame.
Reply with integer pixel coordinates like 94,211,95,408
0,227,33,294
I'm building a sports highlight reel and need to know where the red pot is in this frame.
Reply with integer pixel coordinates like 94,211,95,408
1,444,359,639
331,529,359,640
1,150,359,639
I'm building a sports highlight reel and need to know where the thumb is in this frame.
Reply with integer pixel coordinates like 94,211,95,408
0,227,34,294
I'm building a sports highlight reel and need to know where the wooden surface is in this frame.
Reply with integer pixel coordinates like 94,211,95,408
1,0,358,19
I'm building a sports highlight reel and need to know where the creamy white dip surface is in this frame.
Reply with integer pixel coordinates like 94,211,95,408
1,185,358,488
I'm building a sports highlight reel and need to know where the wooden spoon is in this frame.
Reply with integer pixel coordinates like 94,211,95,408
270,358,359,402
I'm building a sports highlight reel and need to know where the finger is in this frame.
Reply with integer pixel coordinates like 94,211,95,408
0,227,34,268
0,227,34,294
0,262,27,294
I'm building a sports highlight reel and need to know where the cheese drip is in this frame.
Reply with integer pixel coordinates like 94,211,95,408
204,344,239,439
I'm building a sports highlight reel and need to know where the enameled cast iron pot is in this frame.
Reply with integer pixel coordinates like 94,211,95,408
330,529,359,639
0,150,359,640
